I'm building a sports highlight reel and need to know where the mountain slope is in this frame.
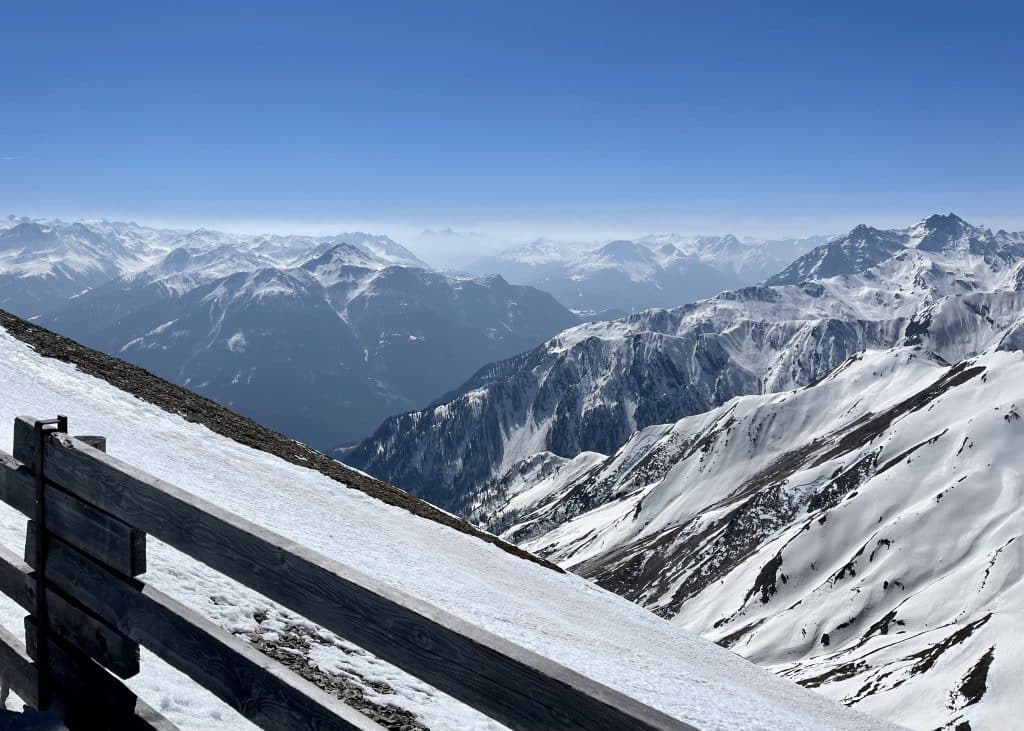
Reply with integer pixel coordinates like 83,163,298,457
475,346,1022,731
0,309,895,731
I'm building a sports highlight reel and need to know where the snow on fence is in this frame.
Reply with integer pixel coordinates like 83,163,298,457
0,415,698,731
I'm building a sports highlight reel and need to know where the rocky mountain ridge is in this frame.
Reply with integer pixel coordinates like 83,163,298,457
349,214,1024,507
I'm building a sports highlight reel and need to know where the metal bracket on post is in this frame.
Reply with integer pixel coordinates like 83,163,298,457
32,415,67,711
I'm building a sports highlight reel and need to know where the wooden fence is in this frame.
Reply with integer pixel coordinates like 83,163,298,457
0,415,698,730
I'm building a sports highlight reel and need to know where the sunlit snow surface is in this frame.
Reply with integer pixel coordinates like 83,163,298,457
0,327,896,730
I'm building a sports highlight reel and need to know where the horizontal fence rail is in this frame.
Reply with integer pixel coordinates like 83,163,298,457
0,545,172,730
0,415,698,731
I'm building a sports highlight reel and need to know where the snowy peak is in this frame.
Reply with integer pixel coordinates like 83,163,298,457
637,232,824,284
202,266,316,307
907,212,1009,257
766,225,904,285
654,242,683,258
573,240,661,280
535,238,741,314
0,220,154,276
0,221,58,253
767,214,1024,287
594,239,653,261
151,244,274,281
696,233,746,258
467,232,824,316
0,215,430,320
310,241,377,266
332,231,429,269
910,212,971,251
299,242,378,286
179,227,237,249
499,238,587,266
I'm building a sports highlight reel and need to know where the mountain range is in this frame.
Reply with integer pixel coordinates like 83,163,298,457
349,213,1024,729
468,233,829,317
0,216,428,318
351,214,1024,504
0,217,577,446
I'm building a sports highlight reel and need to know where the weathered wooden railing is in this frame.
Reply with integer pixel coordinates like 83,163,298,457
0,415,697,730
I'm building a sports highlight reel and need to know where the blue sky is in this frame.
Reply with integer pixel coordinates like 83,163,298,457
1,1,1021,255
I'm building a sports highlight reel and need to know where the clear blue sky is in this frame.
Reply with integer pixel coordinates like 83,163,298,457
1,1,1021,248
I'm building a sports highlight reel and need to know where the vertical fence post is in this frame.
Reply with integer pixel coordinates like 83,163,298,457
31,415,67,710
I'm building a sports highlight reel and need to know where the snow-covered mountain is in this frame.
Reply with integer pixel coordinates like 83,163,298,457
0,308,895,731
0,218,177,316
347,213,1024,730
41,245,578,447
335,231,430,268
0,216,429,321
466,238,593,284
530,239,739,317
767,214,1024,287
467,233,826,318
639,233,829,284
